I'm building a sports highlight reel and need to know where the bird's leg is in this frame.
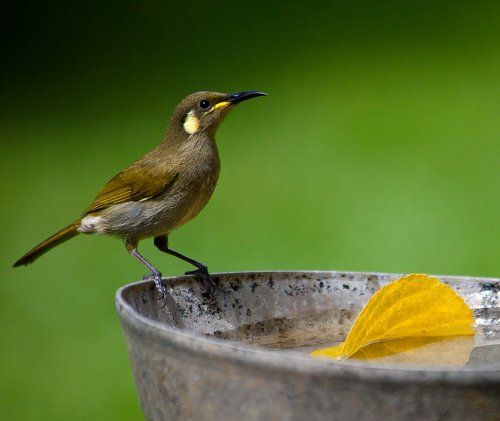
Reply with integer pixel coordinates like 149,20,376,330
126,240,167,300
154,236,216,293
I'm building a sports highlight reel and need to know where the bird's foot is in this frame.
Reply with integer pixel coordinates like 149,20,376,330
185,266,216,298
143,271,168,306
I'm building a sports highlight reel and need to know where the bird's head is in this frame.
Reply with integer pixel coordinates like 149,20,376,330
169,91,267,137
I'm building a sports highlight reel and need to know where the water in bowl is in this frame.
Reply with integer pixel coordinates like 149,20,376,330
210,307,500,368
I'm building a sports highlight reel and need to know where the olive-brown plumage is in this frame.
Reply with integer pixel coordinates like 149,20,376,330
13,90,266,295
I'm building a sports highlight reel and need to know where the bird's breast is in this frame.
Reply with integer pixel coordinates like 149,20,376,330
171,161,220,226
138,148,221,236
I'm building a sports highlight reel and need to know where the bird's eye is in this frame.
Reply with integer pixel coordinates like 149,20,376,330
199,100,210,109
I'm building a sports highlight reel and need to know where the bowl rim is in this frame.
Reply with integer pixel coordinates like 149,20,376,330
116,270,500,385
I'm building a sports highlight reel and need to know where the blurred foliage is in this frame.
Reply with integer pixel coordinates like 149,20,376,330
1,1,499,419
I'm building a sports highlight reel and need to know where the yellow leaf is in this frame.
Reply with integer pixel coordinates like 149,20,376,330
311,274,475,360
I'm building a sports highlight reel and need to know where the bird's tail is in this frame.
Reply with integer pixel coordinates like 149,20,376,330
13,222,80,267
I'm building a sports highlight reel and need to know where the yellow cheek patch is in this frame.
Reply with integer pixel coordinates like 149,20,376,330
183,111,200,134
213,101,230,110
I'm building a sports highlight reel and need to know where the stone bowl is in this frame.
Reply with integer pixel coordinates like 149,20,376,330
116,271,500,420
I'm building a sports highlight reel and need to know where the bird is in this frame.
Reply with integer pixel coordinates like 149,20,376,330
13,90,267,298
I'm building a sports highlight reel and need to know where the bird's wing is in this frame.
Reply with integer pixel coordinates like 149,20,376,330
83,161,178,215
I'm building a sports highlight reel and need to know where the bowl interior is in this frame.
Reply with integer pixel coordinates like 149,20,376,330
121,271,499,368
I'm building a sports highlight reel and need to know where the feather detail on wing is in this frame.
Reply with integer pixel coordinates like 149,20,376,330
83,160,178,215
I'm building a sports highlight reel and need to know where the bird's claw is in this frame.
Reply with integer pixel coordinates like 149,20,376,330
185,266,208,276
143,272,168,306
185,267,216,298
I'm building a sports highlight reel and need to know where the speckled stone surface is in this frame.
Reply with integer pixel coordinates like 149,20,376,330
116,271,500,421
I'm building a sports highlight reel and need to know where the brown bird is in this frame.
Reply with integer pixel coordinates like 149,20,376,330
13,90,266,297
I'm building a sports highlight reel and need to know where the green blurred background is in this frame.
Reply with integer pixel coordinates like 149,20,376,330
2,1,499,419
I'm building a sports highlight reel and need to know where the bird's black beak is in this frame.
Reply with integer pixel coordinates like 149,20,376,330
228,91,267,105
